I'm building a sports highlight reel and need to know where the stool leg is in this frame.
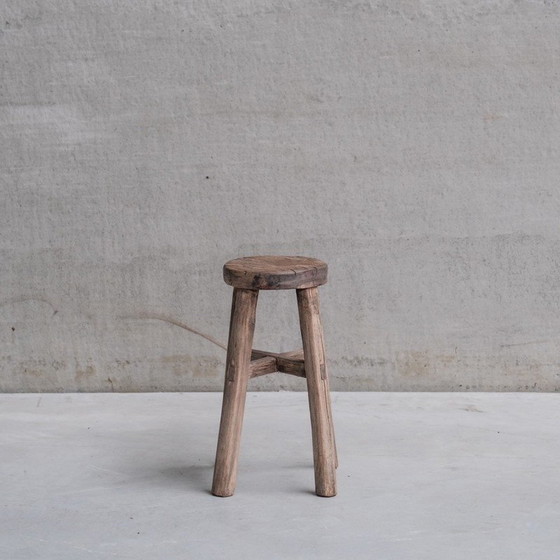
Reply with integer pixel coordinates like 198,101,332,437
308,291,338,469
212,288,259,497
322,344,339,470
297,287,337,497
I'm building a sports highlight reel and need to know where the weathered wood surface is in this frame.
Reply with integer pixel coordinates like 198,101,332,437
297,287,337,497
212,288,259,497
249,355,278,377
223,256,327,290
250,348,306,378
213,256,337,497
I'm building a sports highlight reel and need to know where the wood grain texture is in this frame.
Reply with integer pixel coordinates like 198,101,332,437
250,348,306,378
223,256,327,290
212,288,259,497
249,355,277,377
297,287,337,497
213,258,337,497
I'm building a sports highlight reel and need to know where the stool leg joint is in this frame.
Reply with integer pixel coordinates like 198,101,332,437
249,349,306,378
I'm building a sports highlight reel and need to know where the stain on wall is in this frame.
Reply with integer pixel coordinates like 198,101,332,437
1,1,560,391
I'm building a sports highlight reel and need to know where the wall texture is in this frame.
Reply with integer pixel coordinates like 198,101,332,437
2,1,560,392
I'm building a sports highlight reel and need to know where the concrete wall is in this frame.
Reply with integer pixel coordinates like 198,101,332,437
2,1,560,392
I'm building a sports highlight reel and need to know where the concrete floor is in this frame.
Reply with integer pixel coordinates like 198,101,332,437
1,392,559,559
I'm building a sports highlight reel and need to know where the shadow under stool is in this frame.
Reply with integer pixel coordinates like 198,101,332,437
212,255,338,498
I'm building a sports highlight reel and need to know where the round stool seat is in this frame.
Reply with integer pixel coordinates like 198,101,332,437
223,255,328,290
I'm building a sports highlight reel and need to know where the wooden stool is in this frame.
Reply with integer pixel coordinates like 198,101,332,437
212,256,338,498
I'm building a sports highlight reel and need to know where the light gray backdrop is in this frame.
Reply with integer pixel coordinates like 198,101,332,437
2,1,559,392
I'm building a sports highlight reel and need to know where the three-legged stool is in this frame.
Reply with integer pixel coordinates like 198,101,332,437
212,256,337,498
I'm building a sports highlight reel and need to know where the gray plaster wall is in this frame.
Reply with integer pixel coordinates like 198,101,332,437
2,1,560,392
